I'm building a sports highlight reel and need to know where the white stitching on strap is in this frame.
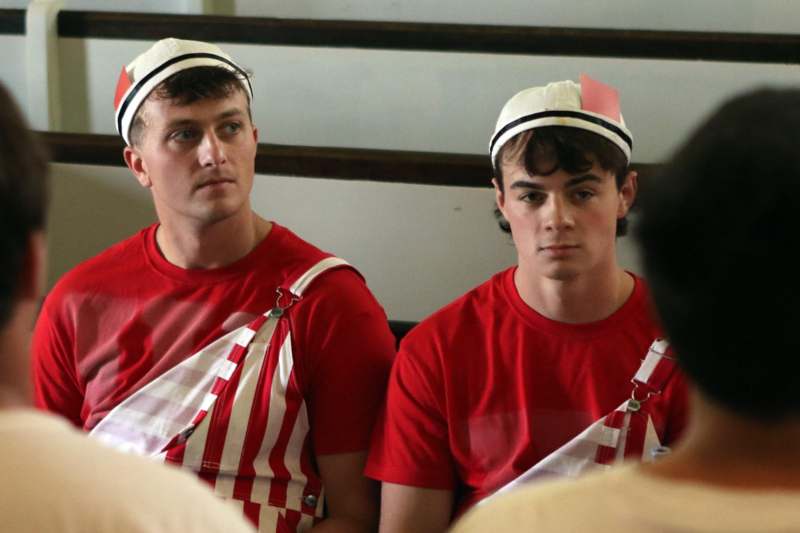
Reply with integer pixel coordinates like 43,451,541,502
289,257,350,296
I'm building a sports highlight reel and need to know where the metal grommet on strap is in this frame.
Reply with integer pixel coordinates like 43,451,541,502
303,494,318,508
627,398,641,412
628,380,655,412
271,287,299,319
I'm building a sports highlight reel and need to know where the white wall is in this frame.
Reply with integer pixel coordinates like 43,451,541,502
232,0,800,33
0,36,28,113
2,0,799,32
0,0,205,13
47,163,646,321
3,0,798,321
59,38,800,162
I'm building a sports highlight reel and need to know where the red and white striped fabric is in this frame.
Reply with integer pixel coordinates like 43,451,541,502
90,257,350,532
486,339,677,501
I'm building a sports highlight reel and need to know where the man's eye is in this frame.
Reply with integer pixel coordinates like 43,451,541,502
573,190,595,201
221,122,242,135
520,192,545,204
170,129,198,142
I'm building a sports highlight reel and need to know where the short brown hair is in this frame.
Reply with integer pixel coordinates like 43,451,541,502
0,82,49,326
494,126,631,236
129,66,252,147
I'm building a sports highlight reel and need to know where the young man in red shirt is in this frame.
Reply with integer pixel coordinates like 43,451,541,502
454,86,800,533
366,75,688,532
0,81,257,533
32,38,395,533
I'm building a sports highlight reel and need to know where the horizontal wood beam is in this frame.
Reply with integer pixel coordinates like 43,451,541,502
40,131,660,187
0,9,25,35
55,10,800,64
3,9,795,64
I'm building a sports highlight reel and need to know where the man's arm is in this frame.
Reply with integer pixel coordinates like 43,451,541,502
31,294,85,426
365,323,460,533
312,452,379,533
296,268,395,532
378,483,453,533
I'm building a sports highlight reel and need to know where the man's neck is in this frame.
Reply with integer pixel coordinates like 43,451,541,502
514,262,634,324
156,210,271,269
644,391,800,490
0,387,24,409
0,315,33,409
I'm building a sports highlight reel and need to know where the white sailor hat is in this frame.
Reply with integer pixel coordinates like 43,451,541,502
113,38,253,146
489,74,633,170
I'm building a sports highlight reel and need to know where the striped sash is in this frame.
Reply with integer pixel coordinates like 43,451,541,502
486,339,677,501
90,257,350,532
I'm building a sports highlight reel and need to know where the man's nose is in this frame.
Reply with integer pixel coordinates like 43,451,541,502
543,195,574,231
198,132,227,167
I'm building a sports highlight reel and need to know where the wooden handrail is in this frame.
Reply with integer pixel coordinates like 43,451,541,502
0,9,25,35
40,131,661,187
4,8,796,62
56,10,800,64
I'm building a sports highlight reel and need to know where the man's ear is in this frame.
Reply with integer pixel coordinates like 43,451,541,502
19,231,46,301
493,177,507,216
123,145,152,188
617,169,638,218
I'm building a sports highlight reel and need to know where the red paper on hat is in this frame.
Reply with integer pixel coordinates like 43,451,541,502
114,66,132,110
580,74,621,122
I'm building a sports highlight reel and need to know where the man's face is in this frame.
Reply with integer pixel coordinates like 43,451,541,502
124,89,258,229
495,154,636,282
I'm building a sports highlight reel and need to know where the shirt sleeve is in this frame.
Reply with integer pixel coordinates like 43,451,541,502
31,292,86,428
662,368,690,446
365,326,457,490
292,267,396,456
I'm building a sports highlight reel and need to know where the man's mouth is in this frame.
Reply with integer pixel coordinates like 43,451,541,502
539,244,580,256
540,244,578,251
197,178,235,190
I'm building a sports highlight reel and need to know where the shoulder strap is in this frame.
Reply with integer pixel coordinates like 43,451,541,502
287,257,351,297
631,338,678,399
271,256,352,316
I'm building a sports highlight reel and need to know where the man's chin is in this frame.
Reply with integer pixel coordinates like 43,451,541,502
540,264,581,282
193,203,246,226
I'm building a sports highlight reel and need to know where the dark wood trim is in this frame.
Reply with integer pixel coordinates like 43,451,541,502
0,9,25,35
42,132,126,167
56,10,800,64
40,131,660,186
254,143,492,187
388,320,416,346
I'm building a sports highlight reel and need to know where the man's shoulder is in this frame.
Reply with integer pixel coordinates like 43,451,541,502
0,409,254,532
50,227,151,295
453,466,641,533
402,268,512,349
270,223,368,294
269,222,331,267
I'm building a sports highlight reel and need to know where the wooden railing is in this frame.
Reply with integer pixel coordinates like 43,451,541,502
9,9,795,184
4,8,798,62
0,9,25,34
56,11,800,63
40,131,661,187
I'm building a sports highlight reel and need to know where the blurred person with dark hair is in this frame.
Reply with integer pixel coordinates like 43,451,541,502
0,81,256,533
31,38,394,533
452,87,800,533
367,75,688,533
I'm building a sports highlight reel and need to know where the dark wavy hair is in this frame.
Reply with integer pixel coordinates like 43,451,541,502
636,88,800,421
493,126,631,236
0,83,49,327
129,66,252,146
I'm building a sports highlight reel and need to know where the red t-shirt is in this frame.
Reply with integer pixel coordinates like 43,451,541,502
33,222,395,456
366,268,688,514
